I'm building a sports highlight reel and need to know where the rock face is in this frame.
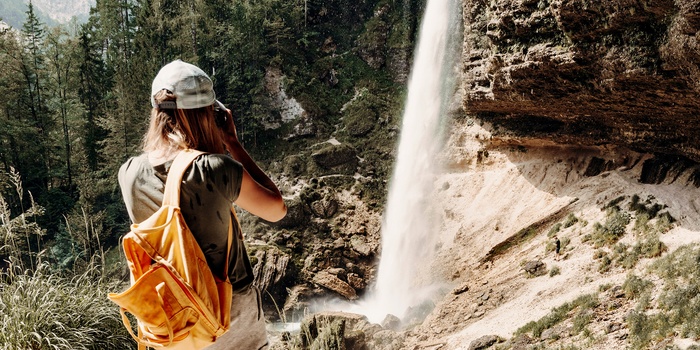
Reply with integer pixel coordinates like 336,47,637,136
462,0,700,160
283,312,404,350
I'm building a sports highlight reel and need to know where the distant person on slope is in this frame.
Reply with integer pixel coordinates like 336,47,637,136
118,59,287,350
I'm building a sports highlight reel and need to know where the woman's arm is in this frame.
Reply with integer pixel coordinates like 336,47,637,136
220,109,287,222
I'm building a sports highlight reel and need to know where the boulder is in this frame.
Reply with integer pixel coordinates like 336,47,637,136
381,314,401,331
311,143,358,169
523,260,547,277
272,196,308,228
468,335,502,350
349,235,372,256
313,270,358,300
347,273,366,290
293,312,402,350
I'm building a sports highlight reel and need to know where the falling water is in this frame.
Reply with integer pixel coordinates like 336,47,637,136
357,0,462,323
313,0,462,324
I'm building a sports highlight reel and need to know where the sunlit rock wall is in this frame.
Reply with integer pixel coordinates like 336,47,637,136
461,0,700,160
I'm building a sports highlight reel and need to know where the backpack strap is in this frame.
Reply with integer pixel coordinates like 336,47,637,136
162,149,205,206
161,148,237,281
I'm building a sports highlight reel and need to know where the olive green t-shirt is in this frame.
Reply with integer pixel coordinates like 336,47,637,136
118,152,253,289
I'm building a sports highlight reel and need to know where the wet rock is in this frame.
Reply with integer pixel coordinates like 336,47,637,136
333,237,346,249
313,270,358,300
326,267,347,278
347,272,366,290
381,314,401,331
293,312,402,350
285,116,316,140
283,155,306,177
462,0,700,162
282,285,312,320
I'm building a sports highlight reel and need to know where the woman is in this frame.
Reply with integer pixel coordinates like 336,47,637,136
118,60,286,350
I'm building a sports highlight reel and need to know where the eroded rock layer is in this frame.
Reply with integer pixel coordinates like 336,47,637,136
462,0,700,160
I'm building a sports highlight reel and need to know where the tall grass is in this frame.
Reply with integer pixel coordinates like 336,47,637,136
0,170,132,349
0,263,132,349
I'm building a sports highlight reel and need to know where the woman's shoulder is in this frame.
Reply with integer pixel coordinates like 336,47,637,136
118,153,150,180
193,153,242,172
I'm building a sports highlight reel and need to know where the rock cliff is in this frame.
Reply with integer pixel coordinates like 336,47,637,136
462,0,700,161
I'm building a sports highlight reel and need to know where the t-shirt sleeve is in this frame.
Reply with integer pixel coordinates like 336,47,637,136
193,154,244,203
118,157,137,223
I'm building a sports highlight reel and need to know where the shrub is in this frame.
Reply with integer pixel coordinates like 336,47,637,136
516,294,598,338
572,311,592,334
608,236,667,271
549,266,561,277
563,213,579,228
598,254,612,273
656,212,675,233
622,274,652,300
604,196,626,210
548,223,562,237
589,208,630,247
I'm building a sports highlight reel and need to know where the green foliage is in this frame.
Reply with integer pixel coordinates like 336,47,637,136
549,265,561,277
593,235,667,273
629,194,665,219
596,252,612,273
548,222,562,237
571,311,592,334
0,175,130,349
604,196,626,210
589,208,630,247
0,264,132,350
563,213,579,228
598,283,613,292
622,274,652,299
624,245,700,349
516,294,599,338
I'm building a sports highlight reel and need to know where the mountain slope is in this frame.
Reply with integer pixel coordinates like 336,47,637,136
0,0,92,28
402,118,700,349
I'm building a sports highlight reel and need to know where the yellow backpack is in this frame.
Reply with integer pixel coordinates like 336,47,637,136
109,149,234,350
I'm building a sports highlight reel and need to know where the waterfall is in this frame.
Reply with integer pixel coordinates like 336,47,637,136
315,0,462,325
360,0,462,323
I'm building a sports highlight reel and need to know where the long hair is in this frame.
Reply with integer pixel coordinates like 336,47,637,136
143,90,226,156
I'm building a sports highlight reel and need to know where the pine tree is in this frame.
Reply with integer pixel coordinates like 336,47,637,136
19,1,52,191
77,16,108,171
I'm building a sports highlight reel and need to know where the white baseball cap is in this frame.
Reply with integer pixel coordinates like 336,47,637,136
150,60,216,109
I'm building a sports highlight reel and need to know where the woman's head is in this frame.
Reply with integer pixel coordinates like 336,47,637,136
143,60,225,155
